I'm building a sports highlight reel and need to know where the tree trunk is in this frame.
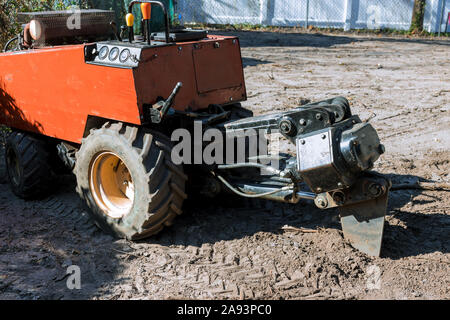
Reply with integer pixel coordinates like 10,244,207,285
410,0,426,32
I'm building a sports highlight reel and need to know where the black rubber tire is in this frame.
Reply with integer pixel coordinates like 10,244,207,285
74,122,187,240
4,131,52,199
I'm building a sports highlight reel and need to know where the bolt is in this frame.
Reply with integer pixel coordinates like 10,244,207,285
299,119,306,126
316,187,322,193
279,119,294,136
280,170,292,178
210,182,218,193
368,183,383,197
332,191,346,205
321,134,327,140
315,113,323,121
214,42,220,48
337,182,343,188
315,196,328,209
300,139,306,145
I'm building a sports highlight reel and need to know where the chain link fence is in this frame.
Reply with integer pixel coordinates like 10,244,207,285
174,0,448,33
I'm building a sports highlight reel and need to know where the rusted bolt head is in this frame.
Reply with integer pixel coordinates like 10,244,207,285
280,119,294,136
332,191,346,205
368,183,383,197
315,196,328,209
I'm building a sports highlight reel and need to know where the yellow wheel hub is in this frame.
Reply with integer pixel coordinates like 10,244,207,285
89,152,134,219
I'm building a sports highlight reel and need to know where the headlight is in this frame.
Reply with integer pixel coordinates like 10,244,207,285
29,20,42,40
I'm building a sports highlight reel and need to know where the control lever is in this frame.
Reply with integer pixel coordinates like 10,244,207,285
110,21,122,41
149,82,183,123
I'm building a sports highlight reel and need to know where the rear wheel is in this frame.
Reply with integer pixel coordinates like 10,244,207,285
74,123,187,240
4,131,52,199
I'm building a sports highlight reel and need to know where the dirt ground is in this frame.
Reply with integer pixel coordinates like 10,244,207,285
0,30,449,300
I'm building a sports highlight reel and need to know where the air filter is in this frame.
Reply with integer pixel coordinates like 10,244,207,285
18,10,115,46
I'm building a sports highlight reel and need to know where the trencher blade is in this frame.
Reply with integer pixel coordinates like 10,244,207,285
339,192,389,257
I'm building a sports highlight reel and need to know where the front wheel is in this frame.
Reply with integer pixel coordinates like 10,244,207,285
74,123,187,239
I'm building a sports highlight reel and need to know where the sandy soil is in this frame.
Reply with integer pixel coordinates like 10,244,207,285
0,30,449,300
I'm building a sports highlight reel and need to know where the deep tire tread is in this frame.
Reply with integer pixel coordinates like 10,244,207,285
74,123,186,240
5,131,52,199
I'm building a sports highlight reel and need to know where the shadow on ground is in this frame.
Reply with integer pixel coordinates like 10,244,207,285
0,159,122,299
215,30,358,48
147,173,449,260
0,140,448,300
212,30,450,48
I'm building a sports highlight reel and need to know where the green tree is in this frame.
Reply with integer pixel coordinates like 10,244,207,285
0,0,83,50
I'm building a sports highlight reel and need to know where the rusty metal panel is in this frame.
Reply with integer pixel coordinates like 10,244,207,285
193,39,244,94
133,36,247,112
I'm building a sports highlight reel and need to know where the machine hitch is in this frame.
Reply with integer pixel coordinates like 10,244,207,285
219,97,390,256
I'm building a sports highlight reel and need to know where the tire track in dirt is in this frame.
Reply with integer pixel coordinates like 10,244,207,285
0,32,449,300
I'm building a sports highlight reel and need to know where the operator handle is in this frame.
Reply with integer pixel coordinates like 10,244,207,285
161,82,182,116
128,1,170,43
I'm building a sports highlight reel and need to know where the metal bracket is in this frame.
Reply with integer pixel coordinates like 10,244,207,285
315,172,391,256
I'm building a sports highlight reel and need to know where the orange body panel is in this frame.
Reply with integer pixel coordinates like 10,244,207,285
0,35,246,144
0,45,140,143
